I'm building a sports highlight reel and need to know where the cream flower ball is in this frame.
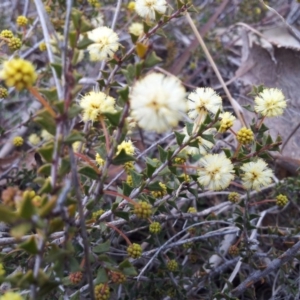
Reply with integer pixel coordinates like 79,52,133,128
80,91,116,122
130,73,186,133
240,159,273,190
135,0,167,20
254,88,287,117
188,87,222,123
87,26,119,61
197,152,235,191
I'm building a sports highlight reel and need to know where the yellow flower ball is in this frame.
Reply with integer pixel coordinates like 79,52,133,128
0,87,8,98
13,136,24,147
8,37,22,50
0,30,14,39
16,16,28,26
236,127,254,145
39,42,47,51
0,58,37,91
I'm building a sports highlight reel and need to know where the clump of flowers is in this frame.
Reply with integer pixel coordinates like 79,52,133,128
219,112,236,133
13,136,23,147
187,207,197,213
254,88,287,117
69,271,83,284
0,29,14,39
87,26,119,61
129,22,144,37
183,242,193,249
151,182,167,198
8,37,22,51
134,201,152,219
124,161,134,173
28,133,41,146
240,159,273,190
130,73,186,133
16,16,28,26
0,58,37,90
95,153,105,168
126,175,133,186
0,292,23,300
228,192,240,204
197,152,235,191
188,87,222,124
110,271,126,284
79,91,116,122
117,140,135,155
149,221,161,234
167,260,178,272
0,87,8,98
228,245,239,256
127,1,136,11
88,0,100,7
236,127,254,145
135,0,167,20
94,283,110,300
39,42,47,51
93,209,104,219
276,194,288,207
127,243,142,258
1,186,22,207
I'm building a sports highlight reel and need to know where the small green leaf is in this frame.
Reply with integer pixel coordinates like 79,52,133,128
37,164,51,176
34,109,56,135
119,260,137,276
58,157,71,177
117,86,129,102
95,268,109,284
143,21,151,33
144,51,162,68
69,31,77,49
174,131,186,145
129,170,143,187
19,194,35,219
39,88,58,102
112,149,135,165
68,104,82,118
38,143,54,163
0,205,18,224
158,145,167,162
113,211,130,221
65,130,86,144
186,123,194,136
77,36,93,49
103,111,122,127
19,236,38,254
146,163,156,178
51,63,62,78
10,223,32,239
71,8,81,29
78,166,100,180
93,240,111,254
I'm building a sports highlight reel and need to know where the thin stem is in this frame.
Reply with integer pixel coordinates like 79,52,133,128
185,12,246,128
106,223,132,245
99,116,110,153
28,87,56,118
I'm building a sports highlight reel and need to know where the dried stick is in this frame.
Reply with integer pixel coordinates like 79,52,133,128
185,12,247,128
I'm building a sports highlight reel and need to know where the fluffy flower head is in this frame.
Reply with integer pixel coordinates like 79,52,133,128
95,153,104,167
135,0,167,20
0,58,37,90
117,140,135,155
129,22,144,37
188,87,222,123
16,16,28,26
28,133,41,146
254,88,287,117
197,152,234,191
240,159,273,190
130,73,186,133
219,111,236,133
80,91,116,122
87,26,119,61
